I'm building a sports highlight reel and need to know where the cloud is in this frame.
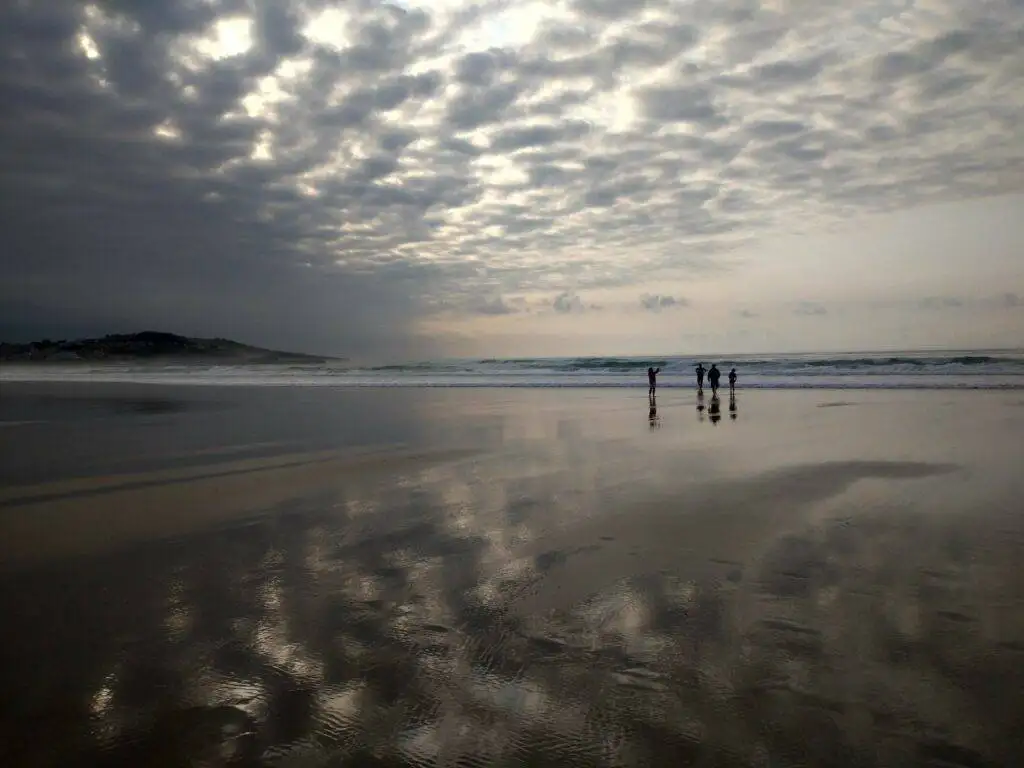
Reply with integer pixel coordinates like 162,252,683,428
552,292,586,314
1,0,1023,353
640,294,688,311
794,301,828,316
468,295,524,316
1002,292,1021,308
737,309,758,319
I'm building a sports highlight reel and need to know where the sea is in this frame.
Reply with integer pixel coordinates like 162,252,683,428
3,349,1024,390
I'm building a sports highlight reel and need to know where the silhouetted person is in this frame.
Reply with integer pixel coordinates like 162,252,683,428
728,367,737,393
729,393,737,420
647,366,660,398
708,363,721,395
695,363,706,390
709,395,721,424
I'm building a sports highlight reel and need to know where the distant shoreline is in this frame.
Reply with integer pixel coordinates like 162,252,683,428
0,331,341,365
0,357,336,365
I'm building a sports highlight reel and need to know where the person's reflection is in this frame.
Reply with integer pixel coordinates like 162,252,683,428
649,398,660,429
729,393,738,420
709,395,721,424
696,390,706,422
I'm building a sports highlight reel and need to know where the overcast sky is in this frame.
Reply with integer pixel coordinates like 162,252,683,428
1,0,1022,359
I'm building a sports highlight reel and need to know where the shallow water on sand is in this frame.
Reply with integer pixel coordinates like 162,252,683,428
1,387,1023,766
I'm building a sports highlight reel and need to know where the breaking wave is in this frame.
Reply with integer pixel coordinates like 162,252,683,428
4,350,1023,389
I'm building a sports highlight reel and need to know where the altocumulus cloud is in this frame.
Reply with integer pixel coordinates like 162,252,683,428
640,294,688,311
2,0,1023,355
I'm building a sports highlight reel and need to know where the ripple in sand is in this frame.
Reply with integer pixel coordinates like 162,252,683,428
935,610,975,623
759,618,822,635
612,667,669,692
917,739,994,768
525,634,570,653
751,618,826,658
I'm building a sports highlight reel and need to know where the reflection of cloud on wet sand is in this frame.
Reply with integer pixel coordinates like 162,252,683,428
1,391,1023,765
0,478,1019,764
500,461,955,614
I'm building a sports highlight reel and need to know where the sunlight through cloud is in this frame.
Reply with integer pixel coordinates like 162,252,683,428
194,16,253,59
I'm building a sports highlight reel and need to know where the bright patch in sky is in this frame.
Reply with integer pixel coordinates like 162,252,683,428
194,16,253,59
573,88,638,135
153,120,182,141
77,30,100,60
250,132,273,161
464,2,568,50
241,58,313,122
302,8,351,50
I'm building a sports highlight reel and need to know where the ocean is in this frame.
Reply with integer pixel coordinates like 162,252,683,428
2,349,1023,389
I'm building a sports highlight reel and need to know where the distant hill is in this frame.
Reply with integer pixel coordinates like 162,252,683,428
0,331,339,363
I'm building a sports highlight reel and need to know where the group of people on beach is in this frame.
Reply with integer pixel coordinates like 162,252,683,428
645,363,738,428
645,362,737,397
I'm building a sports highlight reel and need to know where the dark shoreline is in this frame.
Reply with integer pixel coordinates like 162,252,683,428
0,331,340,364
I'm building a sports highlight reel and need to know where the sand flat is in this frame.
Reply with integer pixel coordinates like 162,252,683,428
0,446,473,567
0,384,1022,765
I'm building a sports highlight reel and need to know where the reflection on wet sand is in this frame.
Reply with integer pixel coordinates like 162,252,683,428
0,388,1022,766
648,398,660,429
699,393,737,425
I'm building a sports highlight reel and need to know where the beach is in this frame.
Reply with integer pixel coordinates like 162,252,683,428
1,383,1023,766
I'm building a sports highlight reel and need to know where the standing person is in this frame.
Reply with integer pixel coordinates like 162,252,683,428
728,367,737,393
695,362,706,391
708,363,721,395
647,366,660,398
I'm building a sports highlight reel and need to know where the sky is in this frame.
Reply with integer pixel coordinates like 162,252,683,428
1,0,1022,360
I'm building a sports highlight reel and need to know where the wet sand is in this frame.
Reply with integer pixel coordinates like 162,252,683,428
1,384,1023,766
